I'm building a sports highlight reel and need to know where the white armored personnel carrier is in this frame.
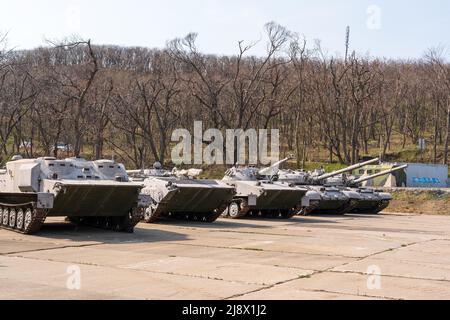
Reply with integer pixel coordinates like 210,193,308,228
0,156,149,234
221,158,308,219
128,163,236,223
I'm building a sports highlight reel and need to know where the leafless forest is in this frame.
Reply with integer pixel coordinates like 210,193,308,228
0,23,449,168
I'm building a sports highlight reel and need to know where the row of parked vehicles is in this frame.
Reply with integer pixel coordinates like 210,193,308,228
0,155,406,234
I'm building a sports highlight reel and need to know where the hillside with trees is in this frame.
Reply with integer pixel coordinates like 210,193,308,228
1,23,449,169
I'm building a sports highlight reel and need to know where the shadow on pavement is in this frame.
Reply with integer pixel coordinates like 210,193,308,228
292,216,339,224
36,221,189,244
292,213,380,224
336,213,381,219
146,218,277,229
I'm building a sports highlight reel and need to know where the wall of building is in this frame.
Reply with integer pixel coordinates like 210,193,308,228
353,163,449,188
404,163,449,188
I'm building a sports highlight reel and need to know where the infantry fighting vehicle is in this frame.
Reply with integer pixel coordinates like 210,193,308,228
127,163,236,223
0,156,149,234
325,164,408,214
277,158,381,215
221,158,308,219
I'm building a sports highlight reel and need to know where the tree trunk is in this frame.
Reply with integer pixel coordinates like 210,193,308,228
444,103,450,165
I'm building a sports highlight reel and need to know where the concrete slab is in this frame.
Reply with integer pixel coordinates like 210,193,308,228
0,255,262,300
13,247,314,285
1,213,450,300
271,271,450,300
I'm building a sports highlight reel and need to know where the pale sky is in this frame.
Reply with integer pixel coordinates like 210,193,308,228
0,0,449,59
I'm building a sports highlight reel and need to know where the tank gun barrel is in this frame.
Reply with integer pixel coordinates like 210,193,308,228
127,170,144,175
173,168,203,178
258,156,293,176
352,164,408,185
127,169,146,178
316,158,380,181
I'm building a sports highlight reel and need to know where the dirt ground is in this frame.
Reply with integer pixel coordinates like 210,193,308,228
387,189,450,215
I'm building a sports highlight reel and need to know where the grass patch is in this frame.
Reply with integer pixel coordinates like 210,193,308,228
388,190,450,215
392,191,450,202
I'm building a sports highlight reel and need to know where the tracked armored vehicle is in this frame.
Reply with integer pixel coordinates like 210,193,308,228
276,170,351,215
325,164,408,214
127,163,235,223
221,158,308,219
277,158,381,215
0,156,149,234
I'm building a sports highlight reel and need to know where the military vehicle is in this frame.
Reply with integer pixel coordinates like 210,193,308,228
0,156,149,234
276,171,351,215
221,158,308,219
127,163,236,223
325,164,408,214
277,158,381,215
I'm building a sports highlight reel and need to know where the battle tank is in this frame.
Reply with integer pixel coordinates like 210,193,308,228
127,163,236,223
221,158,308,219
0,156,149,234
277,158,381,215
325,164,408,214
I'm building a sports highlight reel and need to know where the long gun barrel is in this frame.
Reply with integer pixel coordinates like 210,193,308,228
127,170,144,175
352,164,408,185
316,158,380,181
258,156,292,176
127,169,147,178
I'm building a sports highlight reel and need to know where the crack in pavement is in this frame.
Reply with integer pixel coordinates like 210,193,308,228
223,257,354,300
149,226,319,239
3,253,308,287
2,238,359,259
166,242,359,259
326,238,450,283
328,269,450,283
2,214,450,299
333,238,445,270
224,238,443,300
0,243,107,256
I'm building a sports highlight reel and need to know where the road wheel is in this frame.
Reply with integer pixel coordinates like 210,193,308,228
281,209,297,219
24,209,33,230
9,209,16,228
16,209,24,230
2,208,9,226
143,205,159,223
228,202,241,219
221,206,229,217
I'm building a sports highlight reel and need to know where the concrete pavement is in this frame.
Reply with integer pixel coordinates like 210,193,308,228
1,213,450,300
